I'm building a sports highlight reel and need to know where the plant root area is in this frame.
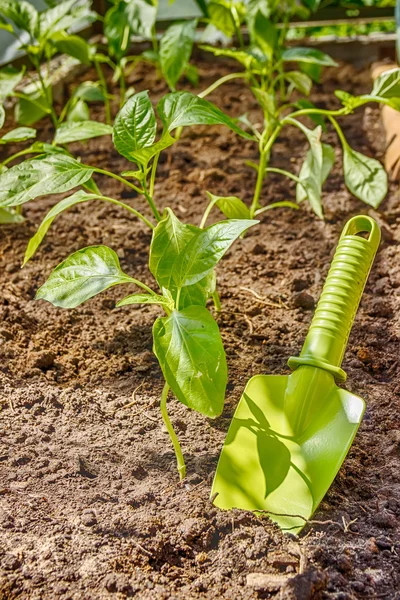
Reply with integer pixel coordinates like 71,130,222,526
0,59,399,600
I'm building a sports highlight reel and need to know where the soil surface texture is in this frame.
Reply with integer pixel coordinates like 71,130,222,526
0,57,399,600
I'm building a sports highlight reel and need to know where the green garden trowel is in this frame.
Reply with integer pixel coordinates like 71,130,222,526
212,215,381,533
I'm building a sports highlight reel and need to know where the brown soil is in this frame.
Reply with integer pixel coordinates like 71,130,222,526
0,58,399,600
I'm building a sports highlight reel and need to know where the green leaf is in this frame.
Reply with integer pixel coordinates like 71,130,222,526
0,126,36,143
104,0,130,60
199,45,256,70
297,142,335,207
73,81,105,102
371,67,400,99
14,81,50,126
126,0,157,39
150,208,257,296
0,207,24,224
293,122,324,218
24,190,98,265
285,71,312,96
160,19,197,91
54,120,112,144
249,12,277,61
0,0,38,36
113,90,157,163
0,66,24,101
67,99,90,122
36,245,132,308
0,105,4,129
208,1,235,37
251,87,275,116
158,91,255,140
153,306,227,417
282,47,338,67
343,144,387,209
127,132,176,168
50,31,92,65
39,0,91,38
206,191,251,219
0,155,94,207
117,292,173,311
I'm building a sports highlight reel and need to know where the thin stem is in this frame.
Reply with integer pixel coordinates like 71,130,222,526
94,60,112,125
328,115,347,146
231,6,244,49
200,196,218,229
1,147,38,167
127,277,156,295
250,150,268,217
199,72,248,99
92,167,143,195
265,167,302,184
212,289,221,312
119,66,126,109
142,181,162,222
285,107,347,121
35,59,58,128
160,383,186,480
97,195,155,230
149,153,160,197
13,92,51,115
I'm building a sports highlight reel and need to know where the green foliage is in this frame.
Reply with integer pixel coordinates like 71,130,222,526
159,20,197,91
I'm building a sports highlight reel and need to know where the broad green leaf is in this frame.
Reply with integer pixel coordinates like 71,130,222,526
54,120,112,144
24,190,98,265
113,91,156,163
50,31,92,65
150,207,257,293
249,12,277,60
199,45,256,70
343,144,387,209
285,71,312,96
251,87,275,116
14,81,50,126
36,245,132,308
0,66,24,101
128,132,176,168
0,127,36,143
371,67,400,99
297,142,335,207
149,208,216,308
73,81,105,102
153,306,227,417
160,19,197,91
39,0,90,38
185,63,199,87
117,292,173,311
158,91,255,140
0,105,4,129
0,154,94,207
104,1,130,60
299,61,322,83
67,99,90,122
206,191,251,219
282,47,338,67
0,0,38,36
293,121,323,218
0,207,24,224
126,0,158,39
208,1,235,37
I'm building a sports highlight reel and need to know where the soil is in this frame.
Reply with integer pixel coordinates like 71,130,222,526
0,56,399,600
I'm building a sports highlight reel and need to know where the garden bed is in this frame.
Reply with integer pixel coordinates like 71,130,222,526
0,59,399,599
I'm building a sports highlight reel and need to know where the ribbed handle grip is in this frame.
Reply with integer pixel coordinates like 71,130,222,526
288,216,380,382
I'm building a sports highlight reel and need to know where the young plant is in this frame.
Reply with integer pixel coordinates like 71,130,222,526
199,1,396,219
0,0,114,127
34,210,257,478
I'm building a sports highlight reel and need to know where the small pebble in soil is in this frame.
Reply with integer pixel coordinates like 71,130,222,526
293,292,315,310
291,278,309,292
80,510,97,527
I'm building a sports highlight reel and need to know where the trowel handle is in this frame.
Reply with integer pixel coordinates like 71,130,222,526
288,215,380,382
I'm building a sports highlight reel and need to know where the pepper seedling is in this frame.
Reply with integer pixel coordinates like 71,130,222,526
35,209,257,478
200,1,399,220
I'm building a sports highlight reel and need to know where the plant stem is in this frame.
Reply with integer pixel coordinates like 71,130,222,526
13,92,51,115
250,149,268,216
127,277,156,295
98,195,155,229
149,153,160,197
94,60,112,126
92,167,143,195
212,289,221,312
199,72,248,99
1,147,38,167
199,195,218,229
160,383,186,480
35,60,58,128
142,179,162,222
327,115,347,146
265,167,302,184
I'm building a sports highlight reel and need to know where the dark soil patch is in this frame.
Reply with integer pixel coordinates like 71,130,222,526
0,58,399,600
